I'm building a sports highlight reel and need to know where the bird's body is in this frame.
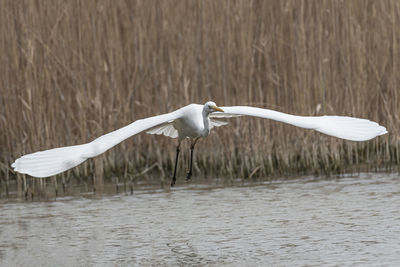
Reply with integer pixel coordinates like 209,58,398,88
174,104,210,139
148,104,225,140
12,101,387,186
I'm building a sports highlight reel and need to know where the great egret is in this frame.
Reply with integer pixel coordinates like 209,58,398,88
12,101,387,186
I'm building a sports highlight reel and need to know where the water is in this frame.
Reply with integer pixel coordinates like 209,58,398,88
1,173,399,266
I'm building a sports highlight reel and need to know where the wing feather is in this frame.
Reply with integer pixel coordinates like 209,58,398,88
12,111,182,178
216,106,387,141
210,119,229,129
147,122,178,138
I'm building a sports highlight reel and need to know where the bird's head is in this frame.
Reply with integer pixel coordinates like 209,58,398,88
204,101,224,114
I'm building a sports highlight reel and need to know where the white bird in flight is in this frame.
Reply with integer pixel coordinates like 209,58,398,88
12,101,387,186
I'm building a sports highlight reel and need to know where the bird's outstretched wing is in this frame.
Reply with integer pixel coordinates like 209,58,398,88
214,106,387,141
12,111,182,178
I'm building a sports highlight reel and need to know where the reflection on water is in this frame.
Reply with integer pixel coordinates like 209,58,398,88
1,173,400,266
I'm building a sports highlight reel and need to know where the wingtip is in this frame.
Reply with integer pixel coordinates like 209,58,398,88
11,160,17,169
379,130,388,136
378,126,388,136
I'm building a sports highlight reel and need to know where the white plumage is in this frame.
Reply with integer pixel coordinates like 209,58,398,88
12,101,387,182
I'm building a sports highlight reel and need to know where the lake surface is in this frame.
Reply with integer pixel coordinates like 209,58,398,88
1,173,399,266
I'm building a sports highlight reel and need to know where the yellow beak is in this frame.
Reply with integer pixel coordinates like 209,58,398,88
212,106,224,112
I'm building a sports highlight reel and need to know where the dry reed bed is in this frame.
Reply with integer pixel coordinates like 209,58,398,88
0,0,399,196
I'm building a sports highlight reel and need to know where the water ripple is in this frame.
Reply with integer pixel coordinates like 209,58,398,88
0,173,400,266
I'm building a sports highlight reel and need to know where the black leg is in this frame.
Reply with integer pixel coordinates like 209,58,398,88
171,141,181,187
186,138,199,181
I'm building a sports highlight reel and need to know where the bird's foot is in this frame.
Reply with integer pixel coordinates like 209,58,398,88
171,177,176,187
185,172,192,181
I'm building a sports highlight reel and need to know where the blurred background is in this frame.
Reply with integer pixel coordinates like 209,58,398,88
0,0,398,196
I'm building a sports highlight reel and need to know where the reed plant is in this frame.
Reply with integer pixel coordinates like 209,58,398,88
0,0,398,196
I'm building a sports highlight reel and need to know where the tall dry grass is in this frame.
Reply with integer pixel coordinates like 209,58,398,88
0,0,398,195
